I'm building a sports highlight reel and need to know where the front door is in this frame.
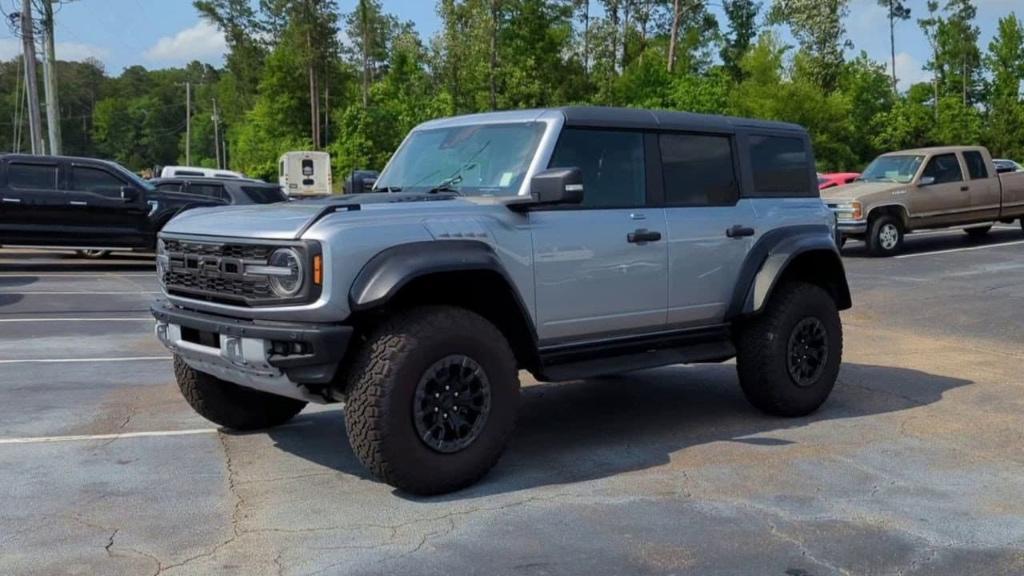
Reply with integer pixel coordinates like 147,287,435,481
531,128,668,344
64,163,149,247
909,153,970,228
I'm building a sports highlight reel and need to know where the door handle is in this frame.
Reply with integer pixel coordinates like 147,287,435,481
1,198,21,204
960,186,969,192
627,229,662,243
69,201,88,206
726,225,756,238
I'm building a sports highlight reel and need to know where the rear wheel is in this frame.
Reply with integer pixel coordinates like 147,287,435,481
174,356,307,430
735,282,843,417
343,306,520,495
866,214,903,257
964,225,991,239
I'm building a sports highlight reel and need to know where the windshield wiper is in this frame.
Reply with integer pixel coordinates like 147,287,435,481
428,175,463,195
372,185,403,193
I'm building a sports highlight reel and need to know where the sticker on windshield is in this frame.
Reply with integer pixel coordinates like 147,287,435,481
499,172,515,187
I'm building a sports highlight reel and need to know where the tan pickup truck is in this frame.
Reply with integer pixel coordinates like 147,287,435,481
823,146,1024,256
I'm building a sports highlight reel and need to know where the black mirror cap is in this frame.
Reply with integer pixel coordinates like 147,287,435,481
345,170,380,194
530,167,584,205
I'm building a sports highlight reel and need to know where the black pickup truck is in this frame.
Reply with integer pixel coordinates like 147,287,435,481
0,154,280,257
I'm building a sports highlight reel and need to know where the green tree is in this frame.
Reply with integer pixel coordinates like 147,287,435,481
985,14,1024,160
768,0,851,93
877,0,911,92
720,0,760,82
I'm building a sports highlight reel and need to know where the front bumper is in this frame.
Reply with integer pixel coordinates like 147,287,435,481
151,300,352,403
836,220,867,235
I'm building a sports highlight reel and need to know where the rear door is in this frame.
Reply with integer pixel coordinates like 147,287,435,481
531,127,668,343
64,163,149,246
660,131,754,327
910,153,970,228
962,150,1000,221
0,159,63,244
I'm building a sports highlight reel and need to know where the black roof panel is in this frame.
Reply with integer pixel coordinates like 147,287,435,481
556,106,805,134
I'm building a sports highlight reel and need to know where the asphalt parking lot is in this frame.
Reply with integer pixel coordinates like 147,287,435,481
1,226,1023,576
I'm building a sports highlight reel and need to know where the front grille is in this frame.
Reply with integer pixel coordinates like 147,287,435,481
162,238,301,306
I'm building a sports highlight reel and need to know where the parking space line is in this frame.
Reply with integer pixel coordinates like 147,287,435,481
0,317,152,323
895,240,1024,259
0,428,219,445
0,356,170,365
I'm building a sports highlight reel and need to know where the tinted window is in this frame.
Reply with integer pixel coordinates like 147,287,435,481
241,185,287,204
175,170,204,177
548,128,645,208
749,135,812,196
156,183,182,193
660,133,738,206
8,163,57,190
188,183,228,201
72,166,126,198
962,151,988,180
921,154,963,184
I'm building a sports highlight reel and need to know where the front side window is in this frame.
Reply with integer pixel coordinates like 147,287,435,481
660,133,738,206
72,166,126,198
548,128,645,208
8,163,58,190
921,154,963,185
749,135,812,196
962,151,988,180
374,122,546,196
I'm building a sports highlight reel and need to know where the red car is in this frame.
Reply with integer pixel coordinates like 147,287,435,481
818,172,860,190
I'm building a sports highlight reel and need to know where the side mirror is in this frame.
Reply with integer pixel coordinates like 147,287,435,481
121,186,140,202
919,176,935,186
530,167,584,204
345,170,379,194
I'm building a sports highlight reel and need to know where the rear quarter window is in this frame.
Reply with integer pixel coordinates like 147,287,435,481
748,135,814,197
962,151,988,180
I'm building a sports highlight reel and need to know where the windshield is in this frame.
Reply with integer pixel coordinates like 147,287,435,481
374,122,546,196
861,155,924,184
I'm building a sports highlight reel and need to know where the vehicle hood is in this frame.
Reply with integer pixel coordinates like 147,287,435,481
161,193,467,240
820,181,909,203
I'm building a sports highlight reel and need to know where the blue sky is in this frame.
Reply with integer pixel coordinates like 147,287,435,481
0,0,1019,91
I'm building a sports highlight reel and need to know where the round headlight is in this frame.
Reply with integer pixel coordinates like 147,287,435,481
268,248,304,297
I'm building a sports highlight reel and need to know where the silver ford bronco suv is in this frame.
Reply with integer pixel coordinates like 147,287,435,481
152,107,851,495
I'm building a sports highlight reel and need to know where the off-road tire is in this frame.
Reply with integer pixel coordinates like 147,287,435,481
866,214,903,256
174,356,307,430
343,306,520,495
735,282,843,417
965,225,991,239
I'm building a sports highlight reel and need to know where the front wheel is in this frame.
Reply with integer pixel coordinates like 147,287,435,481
174,357,307,430
735,282,843,417
343,306,520,495
866,215,903,257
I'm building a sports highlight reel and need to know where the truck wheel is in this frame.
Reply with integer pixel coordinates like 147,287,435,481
964,225,991,239
77,249,111,259
735,282,843,417
866,215,903,256
173,356,307,430
344,306,519,495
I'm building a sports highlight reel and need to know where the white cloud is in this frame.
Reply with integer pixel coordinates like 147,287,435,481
892,52,931,92
144,20,226,63
0,38,108,63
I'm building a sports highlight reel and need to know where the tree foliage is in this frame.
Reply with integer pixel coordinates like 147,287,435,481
2,0,1023,184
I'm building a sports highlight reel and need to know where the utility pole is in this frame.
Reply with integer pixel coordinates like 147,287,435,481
20,0,44,155
211,98,221,169
40,0,61,155
185,81,191,165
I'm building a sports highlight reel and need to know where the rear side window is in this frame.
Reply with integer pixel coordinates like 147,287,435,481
922,154,963,184
175,170,204,177
749,135,812,196
188,183,228,201
659,133,738,206
7,163,58,190
962,151,988,180
156,183,182,193
241,185,287,204
71,166,126,198
548,128,645,208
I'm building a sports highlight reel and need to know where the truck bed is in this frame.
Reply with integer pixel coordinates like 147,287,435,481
998,171,1024,218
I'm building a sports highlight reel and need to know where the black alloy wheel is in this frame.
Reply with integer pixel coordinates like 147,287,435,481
413,354,492,453
786,317,829,387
